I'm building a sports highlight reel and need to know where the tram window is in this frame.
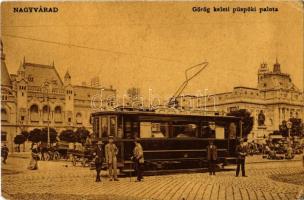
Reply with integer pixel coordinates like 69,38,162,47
101,117,108,138
109,117,116,136
133,122,139,138
94,117,99,138
139,122,167,138
200,122,215,138
228,122,237,139
215,126,225,139
116,115,123,138
140,122,152,138
124,121,139,139
124,121,132,139
173,123,197,138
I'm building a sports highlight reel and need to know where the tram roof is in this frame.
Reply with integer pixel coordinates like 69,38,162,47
92,110,241,120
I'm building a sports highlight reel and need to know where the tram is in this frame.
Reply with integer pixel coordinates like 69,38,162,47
91,110,242,173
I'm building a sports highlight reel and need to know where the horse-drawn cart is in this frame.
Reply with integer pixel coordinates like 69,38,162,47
68,143,95,167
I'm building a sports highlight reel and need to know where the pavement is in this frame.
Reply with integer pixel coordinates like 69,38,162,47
1,154,304,200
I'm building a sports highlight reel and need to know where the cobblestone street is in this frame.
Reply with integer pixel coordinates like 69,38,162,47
2,154,304,200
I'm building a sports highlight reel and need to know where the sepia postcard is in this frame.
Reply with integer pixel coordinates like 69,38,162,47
1,1,304,200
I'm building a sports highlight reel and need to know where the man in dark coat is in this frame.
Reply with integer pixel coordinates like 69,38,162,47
1,144,9,164
132,138,144,182
235,139,247,177
206,140,217,175
95,140,104,182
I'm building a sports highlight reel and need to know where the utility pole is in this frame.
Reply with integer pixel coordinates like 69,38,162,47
42,80,51,148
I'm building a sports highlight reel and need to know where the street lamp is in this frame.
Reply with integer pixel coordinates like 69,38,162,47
42,81,51,148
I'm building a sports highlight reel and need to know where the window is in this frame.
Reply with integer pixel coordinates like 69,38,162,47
42,105,50,122
30,104,39,122
54,106,62,122
109,117,116,136
172,123,198,138
228,122,237,139
68,117,71,122
139,122,168,138
100,117,108,138
94,117,99,138
1,109,8,121
76,112,82,124
124,120,139,139
1,132,7,142
28,75,34,82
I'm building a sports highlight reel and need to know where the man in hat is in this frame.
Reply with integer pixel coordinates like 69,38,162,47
132,138,144,182
94,140,104,182
235,138,247,177
1,144,9,164
105,136,119,181
206,140,217,175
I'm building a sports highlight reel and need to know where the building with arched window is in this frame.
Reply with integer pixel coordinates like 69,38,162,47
0,41,116,152
176,60,304,140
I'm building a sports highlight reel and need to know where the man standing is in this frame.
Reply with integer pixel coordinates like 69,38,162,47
235,139,247,177
206,140,217,175
105,136,119,181
133,138,144,182
95,140,104,182
1,144,9,164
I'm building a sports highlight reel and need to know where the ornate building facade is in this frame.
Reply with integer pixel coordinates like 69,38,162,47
176,60,304,139
1,42,116,151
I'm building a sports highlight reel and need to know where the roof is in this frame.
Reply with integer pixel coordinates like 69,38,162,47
64,71,71,79
22,62,63,87
1,58,12,87
92,110,240,121
234,86,259,91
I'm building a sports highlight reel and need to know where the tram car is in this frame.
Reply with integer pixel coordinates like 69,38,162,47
91,110,242,173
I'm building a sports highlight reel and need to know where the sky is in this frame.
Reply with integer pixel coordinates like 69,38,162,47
1,1,303,98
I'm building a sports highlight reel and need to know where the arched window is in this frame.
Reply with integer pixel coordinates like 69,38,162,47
30,104,39,122
76,112,82,124
1,108,8,121
42,105,50,122
54,106,62,122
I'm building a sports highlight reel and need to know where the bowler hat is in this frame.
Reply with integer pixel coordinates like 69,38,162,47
97,140,103,145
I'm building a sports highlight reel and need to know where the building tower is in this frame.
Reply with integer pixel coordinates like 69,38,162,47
64,70,74,126
273,58,281,73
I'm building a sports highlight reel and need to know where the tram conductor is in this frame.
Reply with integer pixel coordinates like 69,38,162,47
94,140,104,182
105,136,119,181
206,140,217,175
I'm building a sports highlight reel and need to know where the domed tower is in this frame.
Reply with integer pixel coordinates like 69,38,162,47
257,62,269,85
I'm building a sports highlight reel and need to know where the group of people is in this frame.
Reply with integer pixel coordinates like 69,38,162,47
94,136,144,182
207,138,247,177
